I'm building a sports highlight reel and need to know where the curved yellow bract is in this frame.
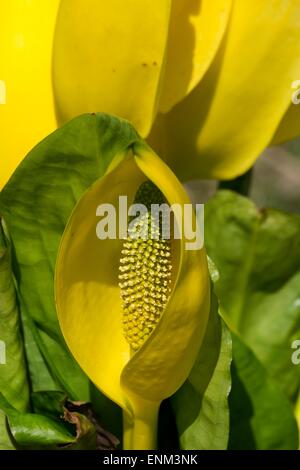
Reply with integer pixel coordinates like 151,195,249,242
55,145,210,449
271,103,300,146
150,0,300,180
0,0,59,189
52,0,300,180
159,0,232,113
53,0,231,136
53,0,171,137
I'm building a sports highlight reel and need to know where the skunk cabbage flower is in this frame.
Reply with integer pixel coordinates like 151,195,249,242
55,143,210,449
0,0,59,189
3,1,300,186
53,0,300,180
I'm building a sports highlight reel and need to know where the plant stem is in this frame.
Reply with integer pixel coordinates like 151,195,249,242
122,410,134,450
131,409,158,450
123,401,159,450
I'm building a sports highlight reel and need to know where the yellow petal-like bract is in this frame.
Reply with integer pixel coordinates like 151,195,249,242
159,0,232,113
0,0,59,189
150,0,300,179
3,1,300,181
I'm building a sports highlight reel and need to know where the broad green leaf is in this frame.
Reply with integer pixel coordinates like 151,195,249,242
172,287,232,450
32,391,68,419
229,334,298,450
0,221,29,412
32,391,100,450
0,113,140,402
0,392,99,449
32,391,118,450
8,414,76,449
0,393,75,448
205,190,300,403
0,410,15,450
21,314,59,392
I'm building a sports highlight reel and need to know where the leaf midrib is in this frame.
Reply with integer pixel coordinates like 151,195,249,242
230,217,261,332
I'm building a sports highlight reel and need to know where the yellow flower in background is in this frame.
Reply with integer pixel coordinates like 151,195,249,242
53,0,300,180
2,1,300,186
0,0,59,189
53,0,231,136
55,143,210,449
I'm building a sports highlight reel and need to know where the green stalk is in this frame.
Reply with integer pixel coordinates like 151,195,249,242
122,410,134,449
123,400,159,450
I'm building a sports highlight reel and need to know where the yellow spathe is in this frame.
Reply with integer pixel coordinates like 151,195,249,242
3,1,300,185
55,144,210,449
159,0,232,113
150,0,300,179
53,0,300,180
53,0,231,136
0,0,59,189
53,0,172,137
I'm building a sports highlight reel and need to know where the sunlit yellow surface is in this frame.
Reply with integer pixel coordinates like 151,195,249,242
55,145,210,449
0,0,59,189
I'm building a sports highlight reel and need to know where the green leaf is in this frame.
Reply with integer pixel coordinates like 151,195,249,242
0,221,29,412
0,393,75,448
0,113,140,401
229,334,299,450
20,314,59,392
32,391,68,420
0,411,15,450
172,286,232,450
32,391,118,450
205,190,300,403
8,413,76,449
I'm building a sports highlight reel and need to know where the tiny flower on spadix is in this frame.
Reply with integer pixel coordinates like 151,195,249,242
55,142,210,450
